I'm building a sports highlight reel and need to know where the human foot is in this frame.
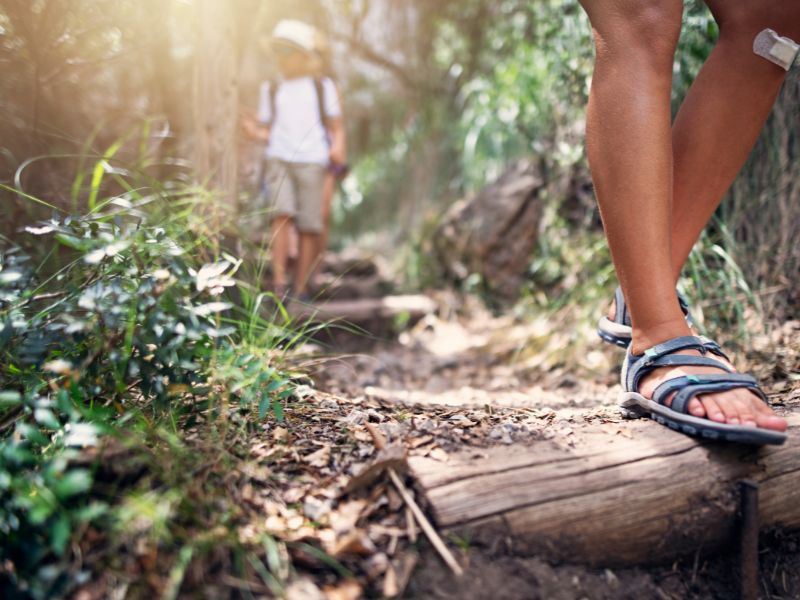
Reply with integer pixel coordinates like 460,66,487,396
620,335,787,444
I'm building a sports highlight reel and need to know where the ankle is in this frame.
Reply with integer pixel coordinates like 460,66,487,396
631,319,693,355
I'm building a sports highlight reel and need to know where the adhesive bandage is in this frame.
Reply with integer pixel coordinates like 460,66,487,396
753,29,800,71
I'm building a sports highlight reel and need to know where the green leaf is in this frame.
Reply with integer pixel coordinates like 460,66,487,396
265,379,284,394
272,399,284,422
54,233,87,251
74,501,108,522
51,514,71,555
17,423,50,447
54,469,92,499
0,390,22,408
34,407,60,430
258,396,270,420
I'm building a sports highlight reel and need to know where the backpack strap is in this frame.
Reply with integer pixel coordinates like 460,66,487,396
268,80,279,127
314,77,332,148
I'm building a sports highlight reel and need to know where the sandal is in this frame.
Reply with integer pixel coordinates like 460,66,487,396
597,286,693,348
619,335,787,445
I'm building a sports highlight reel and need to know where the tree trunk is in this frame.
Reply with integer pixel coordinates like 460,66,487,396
193,0,239,235
409,415,800,567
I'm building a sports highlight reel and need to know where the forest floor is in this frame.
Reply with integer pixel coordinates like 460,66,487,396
71,294,800,600
235,294,800,600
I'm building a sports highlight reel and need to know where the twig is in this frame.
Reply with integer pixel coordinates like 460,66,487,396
364,422,464,577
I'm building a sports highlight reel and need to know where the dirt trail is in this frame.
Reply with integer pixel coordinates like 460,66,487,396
302,302,800,600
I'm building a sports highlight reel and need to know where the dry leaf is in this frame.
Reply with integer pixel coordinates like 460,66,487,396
331,529,376,557
323,579,363,600
408,435,434,448
286,578,326,600
382,562,399,597
273,427,290,442
344,445,406,493
429,448,449,462
304,445,331,468
329,499,367,535
284,487,306,504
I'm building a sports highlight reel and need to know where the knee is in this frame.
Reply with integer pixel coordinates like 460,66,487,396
587,0,683,71
711,2,800,41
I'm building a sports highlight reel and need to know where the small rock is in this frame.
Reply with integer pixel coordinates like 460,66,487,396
319,398,339,411
366,408,384,422
489,424,513,444
303,497,332,522
342,409,368,425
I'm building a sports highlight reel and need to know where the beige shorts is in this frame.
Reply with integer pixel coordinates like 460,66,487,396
264,160,326,234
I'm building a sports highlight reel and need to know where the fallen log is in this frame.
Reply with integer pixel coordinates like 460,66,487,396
290,295,436,325
408,414,800,567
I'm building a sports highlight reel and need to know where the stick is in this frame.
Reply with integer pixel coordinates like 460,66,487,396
364,422,463,577
739,480,759,600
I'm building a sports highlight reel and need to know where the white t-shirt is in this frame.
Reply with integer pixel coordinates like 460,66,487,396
257,77,341,166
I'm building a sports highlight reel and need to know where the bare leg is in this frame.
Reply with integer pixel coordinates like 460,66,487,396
582,0,687,349
270,215,292,291
580,0,787,431
312,173,335,286
294,232,321,296
670,2,800,278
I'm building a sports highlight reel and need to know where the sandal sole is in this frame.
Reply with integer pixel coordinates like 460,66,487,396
620,392,787,446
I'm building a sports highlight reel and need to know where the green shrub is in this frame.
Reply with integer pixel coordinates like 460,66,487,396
0,206,295,598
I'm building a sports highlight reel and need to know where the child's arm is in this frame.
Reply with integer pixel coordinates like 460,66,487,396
326,85,346,165
327,116,346,166
241,112,271,143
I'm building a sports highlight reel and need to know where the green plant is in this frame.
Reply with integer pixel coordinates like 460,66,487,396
0,192,302,597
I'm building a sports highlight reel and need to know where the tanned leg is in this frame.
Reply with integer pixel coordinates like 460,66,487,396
670,2,800,279
580,0,787,432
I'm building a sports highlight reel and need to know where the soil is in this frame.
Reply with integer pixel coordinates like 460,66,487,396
304,300,800,600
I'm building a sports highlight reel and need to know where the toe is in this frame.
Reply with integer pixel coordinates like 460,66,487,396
751,397,788,432
735,400,758,427
699,396,726,423
714,393,741,425
687,397,705,417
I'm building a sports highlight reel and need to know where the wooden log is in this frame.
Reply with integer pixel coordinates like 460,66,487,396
289,295,436,324
409,414,800,567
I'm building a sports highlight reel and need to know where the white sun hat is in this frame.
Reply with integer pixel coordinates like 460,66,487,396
270,19,317,53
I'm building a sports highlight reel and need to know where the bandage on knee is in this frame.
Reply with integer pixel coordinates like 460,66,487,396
753,29,799,71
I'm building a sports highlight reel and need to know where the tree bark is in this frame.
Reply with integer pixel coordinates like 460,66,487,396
409,414,800,567
193,0,239,235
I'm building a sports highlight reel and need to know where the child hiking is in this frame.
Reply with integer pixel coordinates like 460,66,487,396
243,19,346,301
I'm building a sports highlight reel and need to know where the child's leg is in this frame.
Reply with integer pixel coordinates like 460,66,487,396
294,232,320,295
580,0,786,431
270,215,292,292
292,163,328,296
312,172,336,286
670,2,800,279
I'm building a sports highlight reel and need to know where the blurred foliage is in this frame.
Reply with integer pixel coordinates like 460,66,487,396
0,183,302,596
